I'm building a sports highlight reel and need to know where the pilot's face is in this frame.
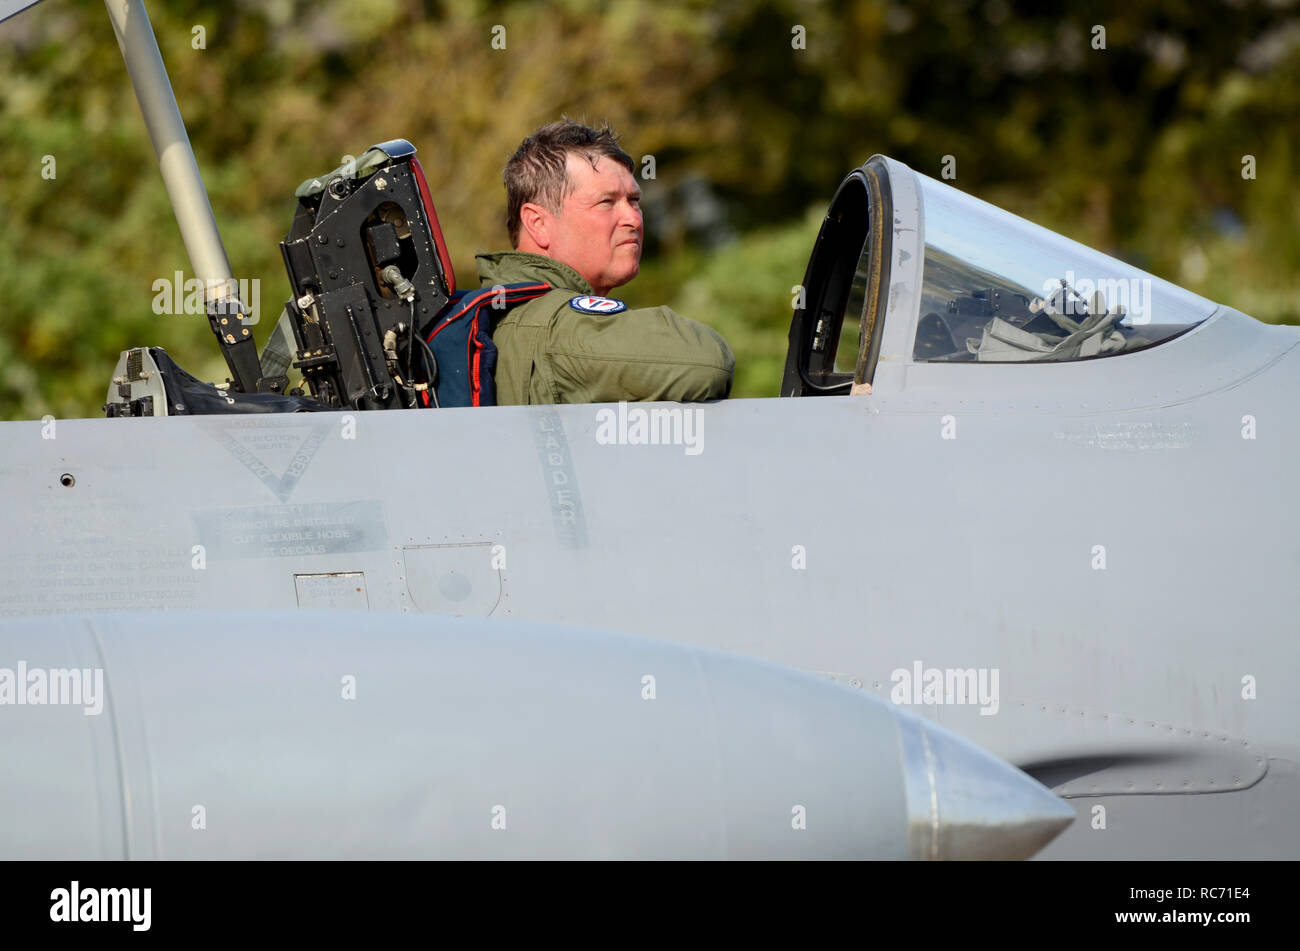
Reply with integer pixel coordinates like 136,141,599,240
546,153,643,297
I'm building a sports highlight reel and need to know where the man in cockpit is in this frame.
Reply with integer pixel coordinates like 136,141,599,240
478,119,734,405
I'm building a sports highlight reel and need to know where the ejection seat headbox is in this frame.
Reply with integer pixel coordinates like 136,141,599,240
104,140,478,418
279,139,458,411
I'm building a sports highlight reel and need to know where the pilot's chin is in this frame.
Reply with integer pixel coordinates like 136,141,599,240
611,262,640,289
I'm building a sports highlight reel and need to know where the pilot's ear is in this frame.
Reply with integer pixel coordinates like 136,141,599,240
519,202,550,250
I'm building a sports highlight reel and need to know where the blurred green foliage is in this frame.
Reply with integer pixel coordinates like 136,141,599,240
1,0,1297,418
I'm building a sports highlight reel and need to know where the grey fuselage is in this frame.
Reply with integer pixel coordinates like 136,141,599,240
2,303,1297,859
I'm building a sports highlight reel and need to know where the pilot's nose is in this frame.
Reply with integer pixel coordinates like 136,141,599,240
620,200,643,232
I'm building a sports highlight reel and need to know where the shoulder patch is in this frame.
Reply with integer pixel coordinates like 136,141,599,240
568,295,627,315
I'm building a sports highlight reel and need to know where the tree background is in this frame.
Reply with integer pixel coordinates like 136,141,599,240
1,0,1296,418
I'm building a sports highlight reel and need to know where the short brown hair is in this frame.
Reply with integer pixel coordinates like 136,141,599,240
504,118,634,247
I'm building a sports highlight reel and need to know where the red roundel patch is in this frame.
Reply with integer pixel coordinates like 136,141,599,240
568,295,627,314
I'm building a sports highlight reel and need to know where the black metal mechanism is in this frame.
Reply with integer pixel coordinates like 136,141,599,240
103,346,329,417
781,157,893,397
207,292,263,394
278,139,455,410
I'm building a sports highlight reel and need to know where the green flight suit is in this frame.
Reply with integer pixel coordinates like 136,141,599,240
476,251,735,405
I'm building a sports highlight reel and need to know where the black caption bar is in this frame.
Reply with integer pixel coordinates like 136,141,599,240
0,860,1285,938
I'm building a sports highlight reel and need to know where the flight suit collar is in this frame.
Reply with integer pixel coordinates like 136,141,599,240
475,251,594,294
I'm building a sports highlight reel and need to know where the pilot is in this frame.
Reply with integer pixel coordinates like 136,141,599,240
478,119,734,405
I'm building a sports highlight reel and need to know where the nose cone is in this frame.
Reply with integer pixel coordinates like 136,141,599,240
895,713,1075,860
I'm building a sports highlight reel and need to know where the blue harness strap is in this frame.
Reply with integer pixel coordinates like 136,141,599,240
421,281,551,406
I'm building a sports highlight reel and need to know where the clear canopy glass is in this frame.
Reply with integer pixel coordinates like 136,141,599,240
913,174,1218,363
